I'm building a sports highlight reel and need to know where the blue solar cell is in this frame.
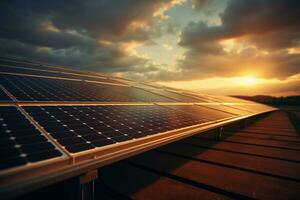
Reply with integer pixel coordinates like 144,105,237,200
24,105,210,153
0,107,62,170
0,74,175,102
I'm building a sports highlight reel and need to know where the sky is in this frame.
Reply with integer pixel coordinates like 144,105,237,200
0,0,300,96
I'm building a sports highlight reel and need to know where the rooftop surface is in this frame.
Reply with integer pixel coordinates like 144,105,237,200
93,109,300,200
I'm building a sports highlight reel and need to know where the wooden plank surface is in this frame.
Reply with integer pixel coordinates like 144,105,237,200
96,110,300,199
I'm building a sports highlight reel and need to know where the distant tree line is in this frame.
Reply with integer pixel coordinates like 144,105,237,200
232,95,300,106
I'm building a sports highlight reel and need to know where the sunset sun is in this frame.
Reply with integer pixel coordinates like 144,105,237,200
244,76,257,86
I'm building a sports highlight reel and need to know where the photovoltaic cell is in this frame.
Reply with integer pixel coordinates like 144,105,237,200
181,92,215,102
0,107,62,170
182,92,257,114
165,105,236,120
239,103,274,112
151,89,207,102
0,57,104,77
182,92,244,104
107,86,175,102
0,74,130,101
0,65,124,85
0,65,67,78
197,104,253,116
24,105,209,153
0,74,174,102
206,95,254,104
0,58,126,84
130,83,202,102
0,58,56,72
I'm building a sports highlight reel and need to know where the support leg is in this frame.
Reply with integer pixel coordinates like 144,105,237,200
80,169,98,200
215,127,223,141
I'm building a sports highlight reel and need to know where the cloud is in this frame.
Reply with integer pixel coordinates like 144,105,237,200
192,0,211,10
183,0,300,45
0,37,147,73
1,0,300,96
177,0,300,80
0,0,179,72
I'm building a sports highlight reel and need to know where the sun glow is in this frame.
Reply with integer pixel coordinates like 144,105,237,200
244,76,257,86
157,76,266,93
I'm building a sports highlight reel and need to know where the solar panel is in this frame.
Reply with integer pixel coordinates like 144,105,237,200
206,94,255,104
150,89,208,102
0,57,277,197
164,105,236,120
107,86,175,102
137,83,211,103
0,74,174,102
0,58,54,71
0,57,102,76
197,104,253,116
0,58,125,84
0,65,68,78
24,105,210,153
0,106,63,170
182,92,264,114
238,103,275,112
0,74,130,101
182,92,221,102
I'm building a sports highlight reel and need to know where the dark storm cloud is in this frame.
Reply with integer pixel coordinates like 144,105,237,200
0,0,173,72
0,38,146,73
221,0,300,38
181,0,300,49
177,0,300,80
44,1,165,40
180,21,224,54
0,0,168,41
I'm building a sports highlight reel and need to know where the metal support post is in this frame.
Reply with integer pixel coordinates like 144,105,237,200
215,127,223,141
79,169,98,200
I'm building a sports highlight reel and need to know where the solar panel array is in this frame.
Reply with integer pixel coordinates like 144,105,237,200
0,56,276,195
